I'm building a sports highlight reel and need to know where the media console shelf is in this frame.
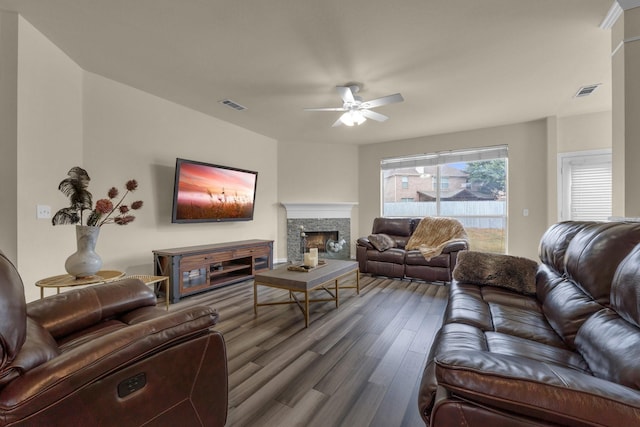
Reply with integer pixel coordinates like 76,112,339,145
153,239,273,303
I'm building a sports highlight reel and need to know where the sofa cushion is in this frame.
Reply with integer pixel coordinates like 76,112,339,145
367,233,396,251
535,223,640,349
452,251,538,295
573,244,640,389
405,251,449,268
538,221,595,275
444,282,565,348
540,276,603,349
611,244,640,327
371,217,412,236
0,318,59,388
365,247,406,264
485,332,590,373
575,309,640,390
564,222,640,305
27,279,157,339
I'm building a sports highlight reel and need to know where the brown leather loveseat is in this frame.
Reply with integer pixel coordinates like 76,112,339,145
0,251,228,426
356,217,469,282
419,221,640,426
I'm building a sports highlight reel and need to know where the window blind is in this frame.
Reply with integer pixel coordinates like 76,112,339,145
380,145,507,170
569,161,612,221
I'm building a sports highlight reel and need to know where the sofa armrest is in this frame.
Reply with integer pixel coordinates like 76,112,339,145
356,236,374,250
0,306,220,412
27,278,157,339
441,240,468,253
435,350,640,426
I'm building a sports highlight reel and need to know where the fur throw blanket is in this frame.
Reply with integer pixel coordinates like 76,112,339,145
453,250,538,295
405,217,468,260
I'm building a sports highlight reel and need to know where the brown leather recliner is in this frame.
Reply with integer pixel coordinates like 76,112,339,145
0,251,227,427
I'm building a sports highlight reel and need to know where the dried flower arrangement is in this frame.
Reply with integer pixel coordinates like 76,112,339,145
52,166,143,226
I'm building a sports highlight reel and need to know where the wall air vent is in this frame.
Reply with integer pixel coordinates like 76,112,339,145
575,84,601,98
219,99,247,111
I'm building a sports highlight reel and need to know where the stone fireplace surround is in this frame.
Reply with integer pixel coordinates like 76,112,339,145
282,203,357,263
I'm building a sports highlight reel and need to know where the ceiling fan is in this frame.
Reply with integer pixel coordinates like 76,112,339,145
304,84,404,127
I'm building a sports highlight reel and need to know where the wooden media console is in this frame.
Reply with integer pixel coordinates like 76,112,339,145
153,239,273,303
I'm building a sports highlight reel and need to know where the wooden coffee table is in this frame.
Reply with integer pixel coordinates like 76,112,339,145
253,259,359,327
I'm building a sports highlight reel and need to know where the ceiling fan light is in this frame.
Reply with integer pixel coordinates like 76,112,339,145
340,110,366,127
352,110,366,125
339,112,355,126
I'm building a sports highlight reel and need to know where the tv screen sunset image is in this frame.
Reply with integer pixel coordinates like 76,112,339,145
174,161,257,221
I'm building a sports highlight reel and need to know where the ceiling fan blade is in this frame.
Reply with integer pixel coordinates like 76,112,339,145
360,93,404,109
336,86,355,103
361,109,389,122
304,107,347,112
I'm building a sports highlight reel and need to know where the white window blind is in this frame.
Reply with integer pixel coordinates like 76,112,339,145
561,152,611,221
380,145,507,170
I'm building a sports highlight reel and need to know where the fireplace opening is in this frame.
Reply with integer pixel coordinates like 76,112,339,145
286,218,351,262
305,231,338,253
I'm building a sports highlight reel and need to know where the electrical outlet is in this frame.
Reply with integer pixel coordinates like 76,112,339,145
37,205,51,219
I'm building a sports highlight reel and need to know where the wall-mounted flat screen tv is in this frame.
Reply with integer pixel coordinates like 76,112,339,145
171,158,258,223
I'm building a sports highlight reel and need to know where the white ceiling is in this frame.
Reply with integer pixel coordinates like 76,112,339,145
0,0,615,145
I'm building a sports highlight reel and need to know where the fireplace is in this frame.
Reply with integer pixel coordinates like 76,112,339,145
282,202,356,263
289,219,350,261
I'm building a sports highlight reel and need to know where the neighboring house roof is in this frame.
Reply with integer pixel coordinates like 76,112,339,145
417,189,495,201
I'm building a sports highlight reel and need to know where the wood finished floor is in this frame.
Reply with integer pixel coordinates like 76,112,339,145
170,274,448,427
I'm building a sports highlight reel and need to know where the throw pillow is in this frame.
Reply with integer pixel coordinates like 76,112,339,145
368,234,397,252
453,250,538,295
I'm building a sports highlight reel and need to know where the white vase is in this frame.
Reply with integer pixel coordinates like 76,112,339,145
65,225,102,278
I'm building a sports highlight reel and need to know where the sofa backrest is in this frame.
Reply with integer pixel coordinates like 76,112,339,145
564,222,640,305
0,251,27,372
371,217,421,248
574,244,640,390
537,221,595,274
537,221,640,349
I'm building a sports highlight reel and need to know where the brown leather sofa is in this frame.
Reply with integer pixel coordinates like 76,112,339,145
356,217,469,282
0,251,227,427
419,221,640,426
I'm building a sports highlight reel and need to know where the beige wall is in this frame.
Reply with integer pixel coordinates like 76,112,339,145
16,15,83,300
359,120,550,261
277,141,359,260
81,72,279,272
15,18,278,302
558,111,612,153
0,11,18,263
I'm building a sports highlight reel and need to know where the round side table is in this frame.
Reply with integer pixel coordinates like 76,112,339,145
35,270,125,299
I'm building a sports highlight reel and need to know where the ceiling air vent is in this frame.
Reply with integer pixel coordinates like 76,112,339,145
575,84,601,98
219,99,247,111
